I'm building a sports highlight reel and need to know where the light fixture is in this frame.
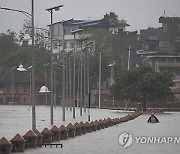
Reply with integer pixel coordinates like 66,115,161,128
17,64,27,71
39,86,51,93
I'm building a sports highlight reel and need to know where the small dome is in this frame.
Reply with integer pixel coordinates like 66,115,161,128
39,86,50,93
17,64,27,71
23,34,31,41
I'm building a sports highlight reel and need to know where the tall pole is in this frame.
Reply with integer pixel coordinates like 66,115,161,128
31,0,36,130
54,67,57,108
11,67,15,103
46,4,64,125
71,29,83,118
69,57,72,111
66,60,69,110
87,48,90,121
73,33,76,118
50,10,54,125
77,60,80,108
112,64,115,106
65,60,69,110
0,1,36,130
128,45,131,71
29,68,32,107
44,64,48,107
83,53,86,112
80,44,83,116
62,27,65,121
98,51,101,109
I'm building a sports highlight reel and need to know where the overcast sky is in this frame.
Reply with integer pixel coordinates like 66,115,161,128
1,0,180,34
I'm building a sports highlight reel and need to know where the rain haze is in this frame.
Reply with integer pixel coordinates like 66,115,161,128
0,0,180,34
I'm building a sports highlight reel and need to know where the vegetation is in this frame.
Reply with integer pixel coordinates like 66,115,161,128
111,67,175,111
101,12,119,25
0,30,50,74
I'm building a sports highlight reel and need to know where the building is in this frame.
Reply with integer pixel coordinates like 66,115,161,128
51,19,130,54
138,16,180,78
140,16,180,52
0,65,45,105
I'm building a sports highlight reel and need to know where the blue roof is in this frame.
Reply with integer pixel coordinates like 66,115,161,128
64,19,110,27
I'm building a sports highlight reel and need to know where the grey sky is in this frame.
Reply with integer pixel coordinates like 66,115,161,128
1,0,180,34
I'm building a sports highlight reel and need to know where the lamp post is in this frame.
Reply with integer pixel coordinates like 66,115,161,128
11,64,27,104
128,45,131,70
31,0,36,131
46,4,64,125
1,1,36,130
108,60,115,106
69,56,72,111
58,19,73,121
28,66,32,107
0,7,31,19
99,51,101,109
11,66,16,104
82,41,93,120
43,63,49,107
71,29,84,118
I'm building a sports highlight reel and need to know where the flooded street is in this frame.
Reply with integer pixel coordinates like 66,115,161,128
0,105,180,154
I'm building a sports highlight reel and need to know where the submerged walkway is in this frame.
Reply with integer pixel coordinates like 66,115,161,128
18,112,180,154
0,106,180,154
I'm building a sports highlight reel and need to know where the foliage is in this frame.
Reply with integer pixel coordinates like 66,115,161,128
111,67,175,110
19,19,50,51
0,29,50,75
0,30,18,56
101,12,119,25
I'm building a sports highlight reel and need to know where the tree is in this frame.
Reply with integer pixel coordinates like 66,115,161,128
0,30,18,56
19,19,50,50
111,67,175,111
101,12,119,25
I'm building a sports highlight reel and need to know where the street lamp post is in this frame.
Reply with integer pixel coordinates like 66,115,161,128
108,60,115,106
31,0,36,131
71,29,84,118
69,56,72,111
82,41,93,120
0,7,31,19
128,45,131,70
87,47,90,121
1,1,36,130
11,66,16,103
28,66,32,107
43,63,49,107
46,5,64,125
99,51,102,109
59,19,73,121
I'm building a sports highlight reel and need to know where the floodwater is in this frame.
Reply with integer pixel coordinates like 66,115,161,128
0,105,180,154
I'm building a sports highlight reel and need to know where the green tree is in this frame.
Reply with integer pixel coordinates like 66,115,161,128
0,30,18,56
101,12,119,25
111,67,175,111
19,19,50,51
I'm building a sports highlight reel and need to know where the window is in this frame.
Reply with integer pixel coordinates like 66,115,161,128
150,36,158,40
